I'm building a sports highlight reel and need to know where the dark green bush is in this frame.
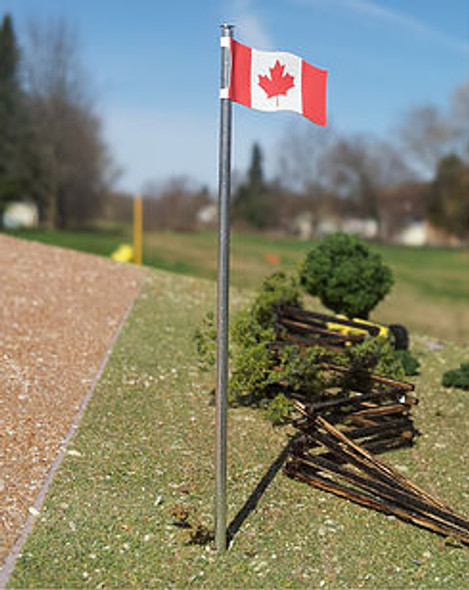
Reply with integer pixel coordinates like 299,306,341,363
194,269,412,425
228,274,326,409
228,317,276,406
394,349,420,376
442,363,469,390
341,338,420,385
250,271,301,327
263,394,293,425
300,232,394,319
192,311,216,371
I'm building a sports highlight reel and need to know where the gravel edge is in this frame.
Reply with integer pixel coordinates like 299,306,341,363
0,273,143,589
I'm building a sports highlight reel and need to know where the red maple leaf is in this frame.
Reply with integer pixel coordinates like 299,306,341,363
258,60,295,104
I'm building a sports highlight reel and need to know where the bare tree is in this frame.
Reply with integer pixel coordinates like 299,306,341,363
325,134,414,207
450,79,469,161
21,17,114,228
397,105,455,177
143,176,211,231
398,79,469,178
277,122,336,194
23,18,89,106
277,125,414,227
275,123,338,233
451,79,469,121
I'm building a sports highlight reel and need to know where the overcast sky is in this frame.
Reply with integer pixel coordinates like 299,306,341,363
3,0,469,192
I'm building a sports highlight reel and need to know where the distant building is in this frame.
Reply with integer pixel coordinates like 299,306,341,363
196,203,217,227
378,183,429,244
377,183,462,246
394,220,427,246
3,202,39,229
342,217,378,240
289,211,315,239
315,216,341,237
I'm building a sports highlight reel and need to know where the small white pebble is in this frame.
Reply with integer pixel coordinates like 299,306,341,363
67,450,82,457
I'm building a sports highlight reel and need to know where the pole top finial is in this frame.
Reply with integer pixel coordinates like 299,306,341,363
220,23,234,32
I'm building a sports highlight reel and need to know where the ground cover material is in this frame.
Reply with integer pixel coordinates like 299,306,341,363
7,266,469,588
0,235,143,567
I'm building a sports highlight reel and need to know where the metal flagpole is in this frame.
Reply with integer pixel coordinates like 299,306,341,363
215,23,233,552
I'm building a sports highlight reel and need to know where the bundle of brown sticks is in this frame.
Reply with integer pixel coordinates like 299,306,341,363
291,362,420,454
285,406,469,544
271,306,469,541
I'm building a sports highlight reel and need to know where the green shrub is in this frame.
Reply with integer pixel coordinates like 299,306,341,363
228,323,276,406
442,363,469,390
341,337,405,391
194,269,410,425
228,273,339,411
300,232,393,319
228,272,303,406
228,307,327,408
395,349,420,376
263,394,293,425
250,271,301,327
192,311,216,371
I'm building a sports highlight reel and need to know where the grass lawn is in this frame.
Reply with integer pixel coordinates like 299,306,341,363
5,227,469,343
8,267,469,588
4,228,127,258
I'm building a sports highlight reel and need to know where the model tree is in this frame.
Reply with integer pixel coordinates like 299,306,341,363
300,232,394,319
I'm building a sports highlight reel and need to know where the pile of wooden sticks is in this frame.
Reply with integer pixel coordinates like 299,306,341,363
293,362,420,454
274,305,421,453
272,306,469,541
285,408,469,544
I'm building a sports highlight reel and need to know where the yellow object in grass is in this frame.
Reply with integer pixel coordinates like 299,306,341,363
111,244,134,263
327,315,390,339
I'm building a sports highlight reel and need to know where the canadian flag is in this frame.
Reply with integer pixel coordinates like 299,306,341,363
222,39,328,126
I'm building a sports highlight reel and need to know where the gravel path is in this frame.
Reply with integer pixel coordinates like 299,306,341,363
0,235,143,565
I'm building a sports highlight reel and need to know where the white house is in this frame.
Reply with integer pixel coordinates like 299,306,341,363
3,202,39,229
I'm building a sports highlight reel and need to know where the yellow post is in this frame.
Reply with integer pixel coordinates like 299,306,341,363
133,194,143,265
